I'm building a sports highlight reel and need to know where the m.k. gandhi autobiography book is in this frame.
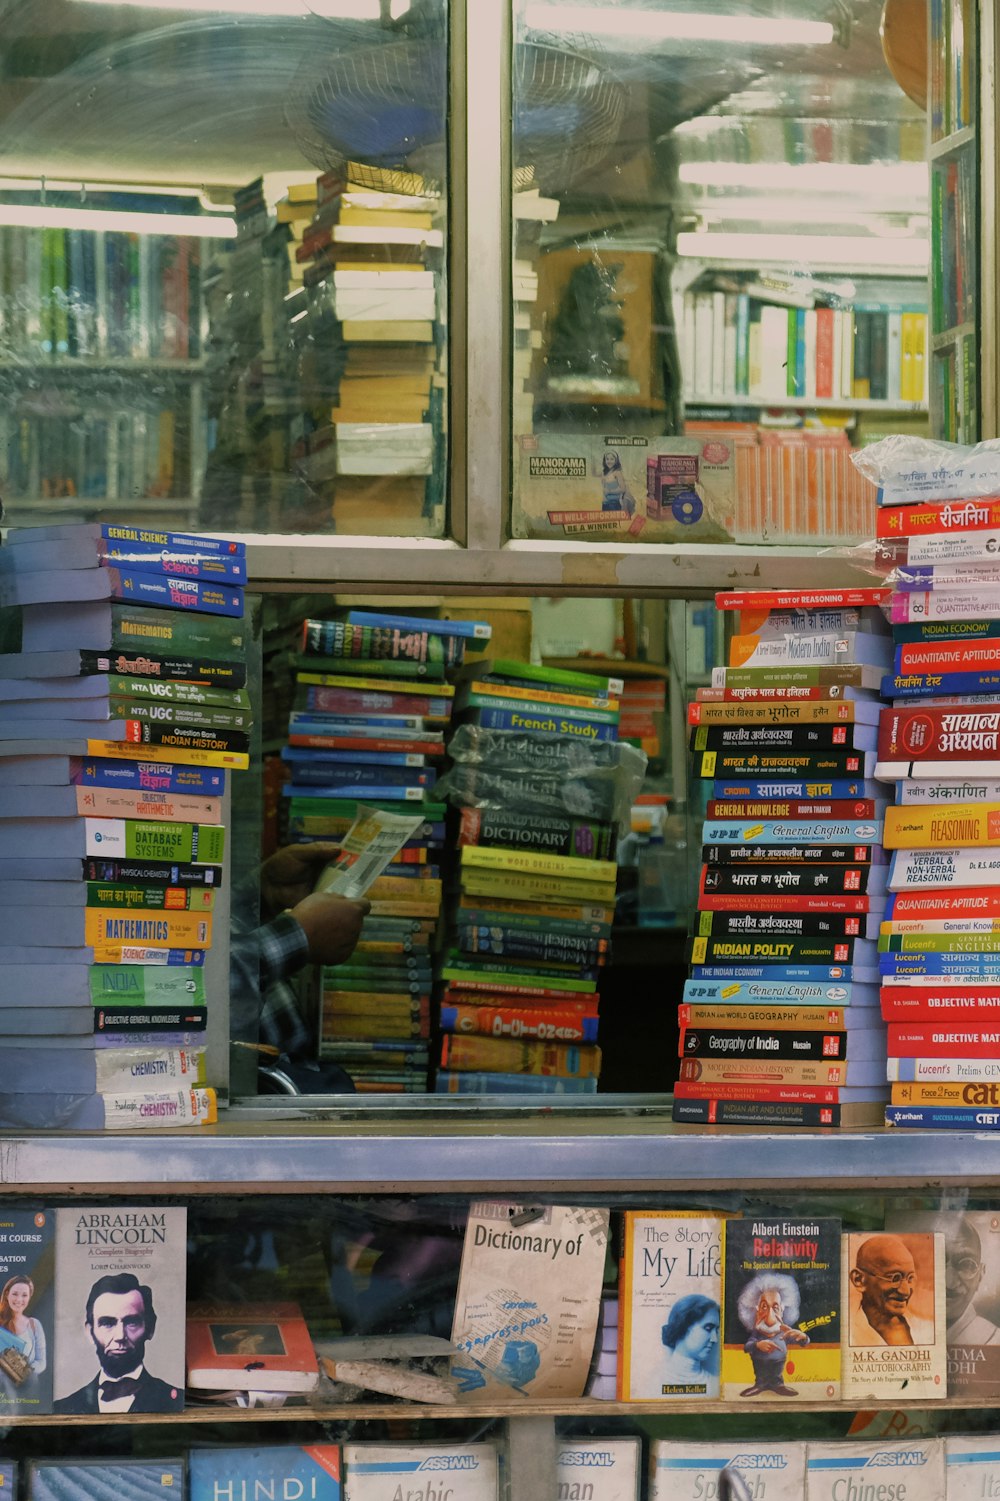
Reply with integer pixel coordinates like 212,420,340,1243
343,1445,497,1501
946,1436,1000,1498
449,1201,608,1399
618,1211,723,1401
649,1440,806,1501
841,1229,946,1401
189,1446,341,1501
722,1215,841,1401
52,1204,186,1413
556,1439,641,1501
29,1461,184,1501
806,1439,944,1501
0,1208,54,1416
893,1209,1000,1396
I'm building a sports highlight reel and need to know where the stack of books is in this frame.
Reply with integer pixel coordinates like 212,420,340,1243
512,188,559,435
873,490,1000,1129
0,522,250,1129
674,586,893,1129
284,609,490,1093
435,658,631,1096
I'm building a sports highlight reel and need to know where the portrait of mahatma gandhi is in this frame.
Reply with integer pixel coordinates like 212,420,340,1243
848,1234,936,1348
893,1210,1000,1347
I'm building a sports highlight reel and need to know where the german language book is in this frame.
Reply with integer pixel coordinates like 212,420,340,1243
556,1439,641,1501
618,1211,723,1401
52,1204,186,1412
893,1208,1000,1396
28,1460,184,1501
721,1214,841,1401
0,1207,54,1416
342,1444,498,1501
806,1439,944,1501
649,1439,806,1501
449,1200,608,1399
190,1446,341,1501
840,1229,946,1401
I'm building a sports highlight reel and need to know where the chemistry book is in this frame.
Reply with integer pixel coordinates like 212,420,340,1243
449,1201,608,1399
649,1439,805,1501
0,1208,54,1416
617,1211,723,1401
185,1301,319,1393
840,1229,946,1401
52,1205,186,1412
0,566,243,617
189,1446,341,1501
806,1441,944,1501
342,1445,497,1501
893,1208,1000,1395
0,1089,214,1133
28,1460,185,1501
556,1439,640,1501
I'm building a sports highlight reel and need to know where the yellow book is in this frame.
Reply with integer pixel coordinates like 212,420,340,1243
82,739,250,771
679,1057,858,1086
341,320,435,343
86,908,213,948
366,875,441,902
619,1211,725,1401
679,1004,850,1030
322,1017,425,1040
286,181,320,204
689,700,873,726
457,893,615,924
461,679,621,714
297,672,453,698
459,845,616,884
440,1033,601,1078
883,803,1000,849
338,205,434,230
329,399,430,424
891,1081,1000,1106
460,868,618,905
368,899,440,918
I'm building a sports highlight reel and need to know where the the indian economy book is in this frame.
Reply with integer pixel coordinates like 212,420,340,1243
892,1209,1000,1396
649,1439,805,1501
449,1200,608,1399
52,1204,186,1412
29,1460,185,1501
342,1445,498,1501
0,1208,54,1416
556,1439,640,1501
189,1446,341,1501
840,1229,946,1401
946,1436,1000,1497
617,1211,723,1401
806,1440,944,1501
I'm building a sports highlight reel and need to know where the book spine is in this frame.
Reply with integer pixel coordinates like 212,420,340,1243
689,935,869,965
81,855,223,886
287,766,433,788
705,799,884,819
893,590,1000,623
456,806,616,860
93,1006,207,1032
710,778,878,799
692,724,876,751
86,881,214,911
456,928,608,966
346,609,490,642
75,787,222,822
86,908,212,947
891,1082,1000,1105
701,818,882,844
703,842,880,865
678,1004,850,1029
689,701,873,726
439,1003,599,1044
887,1024,1000,1055
716,588,890,610
875,496,1000,538
439,1033,600,1077
109,700,250,732
118,722,249,755
303,687,449,717
683,976,876,1004
81,650,247,688
680,1027,847,1059
288,733,443,754
698,891,879,913
693,962,873,985
71,758,225,794
461,681,619,715
895,639,1000,678
714,663,879,688
461,704,618,742
889,849,1000,888
884,804,1000,847
695,751,874,779
886,889,1000,918
672,1097,844,1127
89,964,206,1002
674,1079,851,1103
695,910,877,939
98,568,244,617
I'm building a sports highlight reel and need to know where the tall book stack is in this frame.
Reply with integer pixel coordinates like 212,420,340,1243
435,659,639,1096
871,483,1000,1129
284,609,490,1092
0,521,249,1129
512,189,559,435
674,587,894,1129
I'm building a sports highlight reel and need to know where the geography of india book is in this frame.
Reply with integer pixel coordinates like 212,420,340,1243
617,1211,723,1400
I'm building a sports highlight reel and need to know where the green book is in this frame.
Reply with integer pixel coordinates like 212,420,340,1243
88,964,207,1004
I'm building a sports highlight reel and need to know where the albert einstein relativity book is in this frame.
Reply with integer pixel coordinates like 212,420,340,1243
449,1201,608,1400
618,1211,723,1401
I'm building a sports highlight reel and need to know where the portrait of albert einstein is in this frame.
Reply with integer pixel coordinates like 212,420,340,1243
735,1272,809,1397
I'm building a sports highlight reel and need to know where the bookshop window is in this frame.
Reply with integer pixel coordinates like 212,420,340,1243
509,0,934,546
0,0,450,541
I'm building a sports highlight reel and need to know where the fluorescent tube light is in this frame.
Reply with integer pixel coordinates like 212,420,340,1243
679,161,928,194
524,5,835,46
0,203,236,237
73,0,391,14
676,230,929,267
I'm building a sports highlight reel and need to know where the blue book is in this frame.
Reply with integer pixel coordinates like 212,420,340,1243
30,1462,184,1501
288,713,430,734
9,522,245,556
289,786,431,804
0,1209,54,1416
880,953,1000,978
463,704,618,742
710,778,882,800
282,747,429,770
701,818,884,845
0,568,243,617
190,1448,340,1501
692,963,879,985
2,537,244,585
434,1071,597,1094
0,755,224,793
286,766,433,789
886,1106,1000,1130
884,669,1000,698
346,609,491,644
683,977,880,1005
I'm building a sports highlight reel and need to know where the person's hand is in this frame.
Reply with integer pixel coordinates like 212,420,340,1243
289,893,371,966
259,842,343,916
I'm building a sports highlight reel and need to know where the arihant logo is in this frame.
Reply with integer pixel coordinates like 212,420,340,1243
417,1458,479,1472
865,1452,927,1467
730,1455,788,1470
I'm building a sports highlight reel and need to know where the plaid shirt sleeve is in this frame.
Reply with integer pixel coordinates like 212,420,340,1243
230,914,314,1059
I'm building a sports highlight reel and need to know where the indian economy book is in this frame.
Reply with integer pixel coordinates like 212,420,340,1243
449,1200,608,1400
0,1207,55,1416
840,1229,946,1402
720,1214,841,1401
649,1440,805,1501
892,1209,1000,1397
555,1439,641,1501
51,1204,186,1412
189,1446,341,1501
617,1211,723,1401
806,1440,944,1501
342,1445,498,1501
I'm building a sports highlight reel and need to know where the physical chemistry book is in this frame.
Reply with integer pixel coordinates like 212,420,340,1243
556,1439,641,1501
841,1229,946,1401
449,1201,608,1399
617,1211,723,1401
649,1440,805,1501
185,1301,319,1393
721,1214,841,1401
342,1445,497,1501
189,1446,341,1501
807,1440,944,1501
893,1208,1000,1396
29,1461,184,1501
52,1205,186,1412
0,1208,55,1416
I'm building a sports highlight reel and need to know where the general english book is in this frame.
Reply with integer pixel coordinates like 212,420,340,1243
618,1211,723,1400
841,1229,946,1401
189,1447,340,1501
0,1208,54,1417
892,1208,1000,1396
52,1204,186,1413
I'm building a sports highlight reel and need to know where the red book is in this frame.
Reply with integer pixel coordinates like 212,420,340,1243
815,307,835,399
185,1301,319,1393
896,639,1000,673
878,703,1000,765
697,891,881,913
705,798,885,819
714,588,890,611
881,989,1000,1020
288,734,444,755
888,888,1000,919
887,1023,1000,1056
673,1079,854,1104
876,497,1000,539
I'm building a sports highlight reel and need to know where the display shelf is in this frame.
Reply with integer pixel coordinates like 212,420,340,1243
930,124,977,157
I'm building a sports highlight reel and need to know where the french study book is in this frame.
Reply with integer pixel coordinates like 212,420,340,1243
720,1214,841,1401
892,1208,1000,1396
449,1200,608,1399
0,1208,54,1416
840,1229,946,1401
342,1445,497,1501
649,1440,805,1501
190,1446,341,1501
28,1461,184,1501
556,1439,641,1501
52,1205,186,1412
806,1440,944,1501
618,1211,723,1401
185,1301,319,1393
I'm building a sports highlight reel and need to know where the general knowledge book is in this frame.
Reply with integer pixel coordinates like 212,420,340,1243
840,1229,946,1401
649,1439,805,1501
0,1208,54,1416
617,1211,724,1401
189,1446,341,1501
555,1439,641,1501
806,1439,944,1501
342,1444,498,1501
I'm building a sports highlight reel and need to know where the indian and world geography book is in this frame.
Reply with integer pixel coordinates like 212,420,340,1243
617,1211,724,1401
0,1208,55,1416
806,1440,944,1501
840,1229,946,1401
649,1440,806,1501
342,1445,498,1501
449,1200,608,1399
189,1446,341,1501
555,1439,640,1501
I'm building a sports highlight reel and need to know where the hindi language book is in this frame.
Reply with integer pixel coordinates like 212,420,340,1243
189,1447,340,1501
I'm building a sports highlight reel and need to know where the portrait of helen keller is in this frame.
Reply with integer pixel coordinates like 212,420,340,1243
53,1272,182,1413
848,1234,935,1348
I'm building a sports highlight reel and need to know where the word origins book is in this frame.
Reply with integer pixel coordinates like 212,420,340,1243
556,1439,641,1501
649,1440,805,1501
618,1211,723,1401
840,1230,946,1401
189,1446,342,1501
343,1445,498,1501
807,1440,944,1501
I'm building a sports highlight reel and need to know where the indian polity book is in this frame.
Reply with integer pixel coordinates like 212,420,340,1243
892,1208,1000,1396
721,1214,841,1403
841,1229,946,1402
0,1208,55,1417
51,1204,186,1413
28,1461,183,1501
946,1436,1000,1499
806,1439,944,1501
343,1445,497,1501
649,1440,805,1501
617,1211,723,1401
556,1439,641,1501
189,1447,341,1501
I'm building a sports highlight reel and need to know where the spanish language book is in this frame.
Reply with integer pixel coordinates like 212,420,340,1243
806,1439,944,1501
556,1439,640,1501
343,1445,498,1501
649,1439,806,1501
722,1214,841,1401
28,1460,184,1501
190,1446,341,1501
51,1204,186,1412
893,1208,1000,1396
617,1211,723,1401
0,1207,54,1416
449,1201,608,1399
840,1229,946,1401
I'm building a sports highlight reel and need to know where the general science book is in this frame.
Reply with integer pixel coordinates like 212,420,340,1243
342,1444,497,1501
189,1446,341,1501
617,1211,723,1401
449,1201,608,1400
649,1439,805,1501
840,1229,946,1401
0,1208,54,1416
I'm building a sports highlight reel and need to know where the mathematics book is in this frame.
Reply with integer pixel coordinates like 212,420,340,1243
721,1215,841,1401
617,1211,723,1401
841,1229,946,1401
189,1446,341,1501
0,1208,55,1416
449,1201,608,1400
893,1209,1000,1397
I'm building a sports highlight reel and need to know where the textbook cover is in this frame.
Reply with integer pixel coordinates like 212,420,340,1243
450,1201,608,1399
721,1214,841,1401
0,1208,54,1416
618,1211,723,1401
807,1439,944,1501
343,1445,497,1501
185,1302,319,1393
649,1440,805,1501
556,1440,640,1501
893,1208,1000,1395
841,1229,946,1401
28,1461,183,1501
190,1447,341,1501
